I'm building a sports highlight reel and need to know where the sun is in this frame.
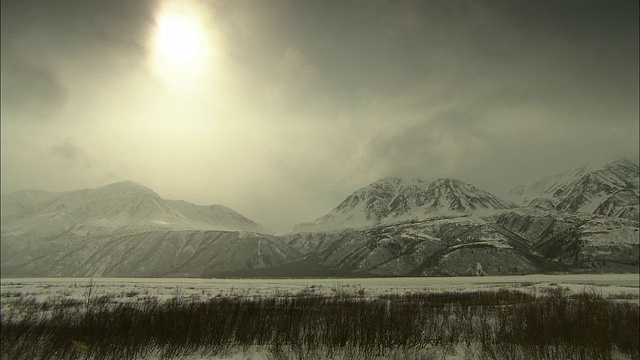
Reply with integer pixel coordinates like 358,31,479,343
154,13,203,66
150,3,211,87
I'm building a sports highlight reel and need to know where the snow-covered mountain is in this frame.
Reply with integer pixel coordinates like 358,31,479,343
293,178,513,233
281,163,638,277
1,180,264,238
2,160,638,278
0,181,304,277
279,208,639,277
508,159,639,221
1,230,301,278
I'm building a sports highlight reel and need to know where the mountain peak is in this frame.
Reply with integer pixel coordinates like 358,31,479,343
294,177,511,232
1,181,265,236
97,180,156,193
373,177,404,183
110,179,143,186
366,177,412,188
432,178,464,186
509,158,639,220
425,178,512,212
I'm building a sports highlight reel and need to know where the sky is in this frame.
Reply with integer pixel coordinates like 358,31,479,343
1,0,638,232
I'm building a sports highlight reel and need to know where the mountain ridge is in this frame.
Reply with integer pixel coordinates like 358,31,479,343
293,177,513,233
0,180,264,236
1,159,638,278
508,159,639,221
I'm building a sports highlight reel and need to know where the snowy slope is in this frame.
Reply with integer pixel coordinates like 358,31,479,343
0,190,62,222
0,180,264,239
164,200,264,233
293,178,513,233
508,166,590,205
1,230,301,277
281,208,639,277
0,181,297,277
2,160,638,278
509,159,639,221
286,164,638,276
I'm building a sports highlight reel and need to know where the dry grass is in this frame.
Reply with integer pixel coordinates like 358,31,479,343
1,286,638,359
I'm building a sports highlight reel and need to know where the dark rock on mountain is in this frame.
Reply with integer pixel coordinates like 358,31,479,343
593,190,639,220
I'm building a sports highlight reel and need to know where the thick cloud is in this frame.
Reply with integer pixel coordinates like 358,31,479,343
1,0,638,231
0,51,69,119
50,137,93,170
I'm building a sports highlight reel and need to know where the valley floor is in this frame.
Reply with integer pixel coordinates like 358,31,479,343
1,273,638,303
1,274,638,360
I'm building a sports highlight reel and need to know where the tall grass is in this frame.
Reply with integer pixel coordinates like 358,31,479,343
1,287,638,359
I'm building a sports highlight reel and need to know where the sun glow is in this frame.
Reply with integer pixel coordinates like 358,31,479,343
150,2,212,87
155,14,203,66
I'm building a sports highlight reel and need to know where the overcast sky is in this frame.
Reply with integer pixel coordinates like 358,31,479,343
1,0,638,232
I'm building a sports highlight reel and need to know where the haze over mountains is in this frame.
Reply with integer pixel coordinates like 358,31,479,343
1,159,638,278
1,180,263,235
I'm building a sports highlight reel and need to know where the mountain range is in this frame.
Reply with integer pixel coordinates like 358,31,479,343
1,159,638,277
508,159,639,220
1,180,263,235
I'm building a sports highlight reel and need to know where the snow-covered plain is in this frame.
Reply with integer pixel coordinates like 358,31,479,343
2,275,638,360
1,274,638,304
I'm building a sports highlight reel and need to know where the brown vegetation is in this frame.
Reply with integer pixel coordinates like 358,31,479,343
1,286,638,359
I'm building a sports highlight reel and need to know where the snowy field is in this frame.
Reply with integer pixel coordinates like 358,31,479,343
1,274,638,304
2,274,638,360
